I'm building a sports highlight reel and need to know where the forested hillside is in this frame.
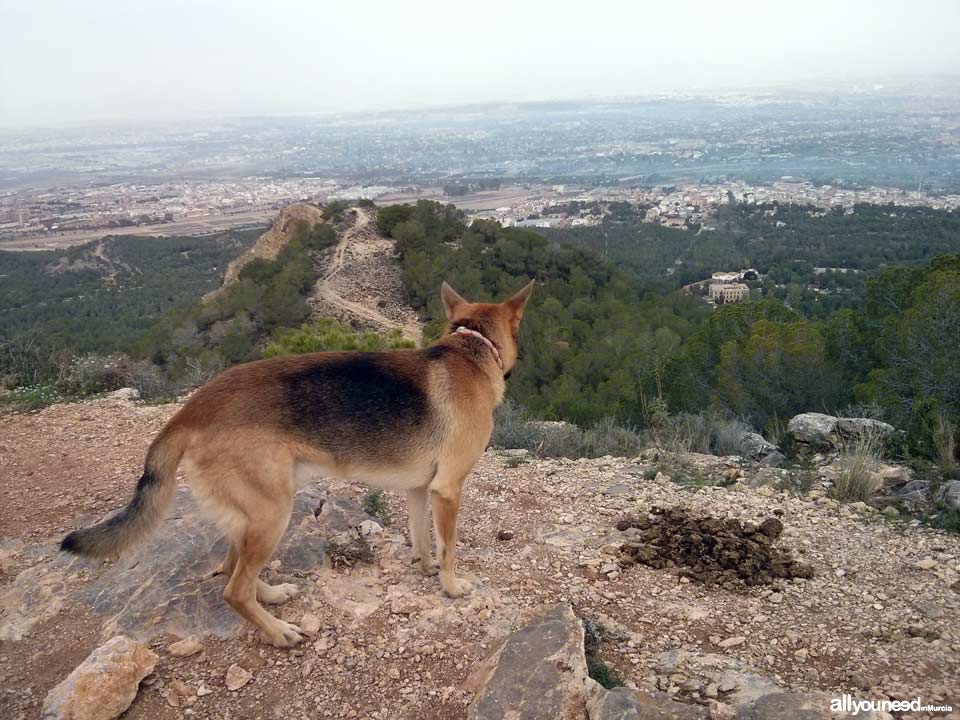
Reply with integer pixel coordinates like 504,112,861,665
381,201,960,458
2,200,958,463
0,228,262,354
543,202,960,318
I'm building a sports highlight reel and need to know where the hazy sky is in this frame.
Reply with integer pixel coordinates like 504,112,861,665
1,0,959,127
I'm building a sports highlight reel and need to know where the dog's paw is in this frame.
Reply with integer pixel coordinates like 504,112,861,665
441,576,473,598
264,621,303,648
258,582,300,605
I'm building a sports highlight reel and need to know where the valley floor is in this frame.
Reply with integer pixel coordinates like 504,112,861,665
0,396,958,719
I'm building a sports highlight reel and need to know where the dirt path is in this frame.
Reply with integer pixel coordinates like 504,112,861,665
312,207,422,343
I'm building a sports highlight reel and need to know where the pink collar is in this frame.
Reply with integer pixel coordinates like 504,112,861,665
454,326,503,370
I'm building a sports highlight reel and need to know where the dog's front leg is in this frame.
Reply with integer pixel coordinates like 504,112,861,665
406,486,437,576
430,486,472,598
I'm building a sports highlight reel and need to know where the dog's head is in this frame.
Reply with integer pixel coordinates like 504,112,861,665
440,280,534,375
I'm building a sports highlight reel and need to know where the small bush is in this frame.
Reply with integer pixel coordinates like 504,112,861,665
57,354,127,396
763,414,788,448
362,489,391,526
321,200,351,222
536,423,590,458
649,413,712,454
179,353,226,391
491,403,645,460
580,417,645,458
712,418,756,456
830,430,884,502
121,360,181,403
502,453,531,468
491,400,542,450
929,505,960,533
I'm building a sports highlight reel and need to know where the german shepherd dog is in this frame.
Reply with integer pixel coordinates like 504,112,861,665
61,280,533,647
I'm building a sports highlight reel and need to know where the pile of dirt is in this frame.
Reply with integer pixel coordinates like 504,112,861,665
615,506,815,588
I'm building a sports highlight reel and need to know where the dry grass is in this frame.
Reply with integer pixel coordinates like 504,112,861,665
933,411,958,473
830,429,885,503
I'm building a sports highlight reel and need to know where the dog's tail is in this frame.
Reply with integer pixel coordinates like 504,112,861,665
60,424,187,559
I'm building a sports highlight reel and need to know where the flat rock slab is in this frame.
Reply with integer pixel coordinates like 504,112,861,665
74,483,335,640
588,687,709,720
468,603,591,720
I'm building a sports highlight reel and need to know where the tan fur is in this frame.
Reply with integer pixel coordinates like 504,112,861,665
62,280,534,647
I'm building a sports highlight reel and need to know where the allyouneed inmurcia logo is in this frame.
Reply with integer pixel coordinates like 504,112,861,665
830,694,954,716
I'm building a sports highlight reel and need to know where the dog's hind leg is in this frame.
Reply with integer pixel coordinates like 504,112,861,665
407,486,437,576
197,543,237,582
222,491,303,647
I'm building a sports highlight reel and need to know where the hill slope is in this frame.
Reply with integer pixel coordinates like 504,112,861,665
0,228,261,355
308,206,421,343
203,203,325,302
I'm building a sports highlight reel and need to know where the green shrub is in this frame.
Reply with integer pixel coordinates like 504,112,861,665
775,459,817,495
121,360,181,403
264,319,414,357
237,257,281,284
321,201,351,222
580,417,645,458
361,489,391,526
0,384,62,412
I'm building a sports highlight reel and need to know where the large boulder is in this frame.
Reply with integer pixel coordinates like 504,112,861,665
787,413,840,448
42,635,157,720
835,417,895,439
788,413,894,451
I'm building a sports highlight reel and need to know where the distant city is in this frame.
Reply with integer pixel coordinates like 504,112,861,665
2,79,959,249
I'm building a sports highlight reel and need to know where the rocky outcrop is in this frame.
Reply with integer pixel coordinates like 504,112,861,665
468,603,593,720
203,203,324,302
738,431,780,462
41,636,157,720
787,413,894,450
469,604,888,720
74,483,333,639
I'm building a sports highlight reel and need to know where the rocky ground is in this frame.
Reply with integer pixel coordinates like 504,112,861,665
1,395,958,719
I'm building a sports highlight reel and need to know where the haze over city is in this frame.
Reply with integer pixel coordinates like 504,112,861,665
2,0,959,127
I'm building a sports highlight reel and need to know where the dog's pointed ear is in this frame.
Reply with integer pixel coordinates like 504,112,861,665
441,281,467,320
503,279,535,324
